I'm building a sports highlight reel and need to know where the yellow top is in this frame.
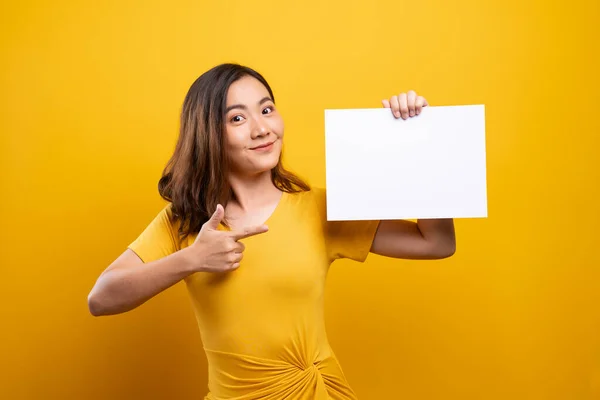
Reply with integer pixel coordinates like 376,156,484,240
128,187,380,399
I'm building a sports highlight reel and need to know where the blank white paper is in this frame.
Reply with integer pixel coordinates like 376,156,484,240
324,105,487,221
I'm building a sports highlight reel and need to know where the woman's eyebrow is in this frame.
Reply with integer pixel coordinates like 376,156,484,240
225,97,273,114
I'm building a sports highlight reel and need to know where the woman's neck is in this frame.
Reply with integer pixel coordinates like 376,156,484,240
227,170,281,212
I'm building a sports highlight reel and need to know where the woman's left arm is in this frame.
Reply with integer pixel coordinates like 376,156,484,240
371,219,455,260
371,91,456,260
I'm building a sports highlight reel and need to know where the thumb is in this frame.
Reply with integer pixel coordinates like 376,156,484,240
206,204,224,229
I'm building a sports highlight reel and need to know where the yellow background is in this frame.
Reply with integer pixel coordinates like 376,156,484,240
1,0,599,398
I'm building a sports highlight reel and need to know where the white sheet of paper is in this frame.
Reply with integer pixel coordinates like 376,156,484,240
324,105,487,221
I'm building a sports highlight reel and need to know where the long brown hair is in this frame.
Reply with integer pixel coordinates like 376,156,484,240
158,63,310,243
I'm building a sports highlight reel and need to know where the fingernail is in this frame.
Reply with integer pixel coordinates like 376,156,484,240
409,111,414,117
394,111,400,117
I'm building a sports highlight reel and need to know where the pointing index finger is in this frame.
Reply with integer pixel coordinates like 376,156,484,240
230,224,269,241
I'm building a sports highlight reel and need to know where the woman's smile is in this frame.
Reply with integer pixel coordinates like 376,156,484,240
250,139,276,152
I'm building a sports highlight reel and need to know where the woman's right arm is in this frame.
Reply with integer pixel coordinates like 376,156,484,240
87,247,196,316
87,204,268,317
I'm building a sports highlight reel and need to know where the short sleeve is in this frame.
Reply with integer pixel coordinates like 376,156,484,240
325,219,380,262
127,203,181,263
312,188,380,263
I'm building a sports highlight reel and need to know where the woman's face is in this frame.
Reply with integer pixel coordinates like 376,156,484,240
224,75,284,177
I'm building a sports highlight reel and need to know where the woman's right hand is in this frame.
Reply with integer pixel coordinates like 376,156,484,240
187,204,268,273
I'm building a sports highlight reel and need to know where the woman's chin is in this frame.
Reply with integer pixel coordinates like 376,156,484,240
256,153,281,171
260,160,279,174
231,150,281,177
233,161,278,177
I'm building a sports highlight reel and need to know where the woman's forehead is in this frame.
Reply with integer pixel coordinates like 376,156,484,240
226,76,270,104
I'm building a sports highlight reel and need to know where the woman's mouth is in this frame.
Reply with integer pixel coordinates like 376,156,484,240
250,140,276,152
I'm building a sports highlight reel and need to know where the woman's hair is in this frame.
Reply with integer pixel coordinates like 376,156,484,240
158,63,310,243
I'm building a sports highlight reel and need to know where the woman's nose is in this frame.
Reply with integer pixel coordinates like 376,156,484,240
251,118,269,137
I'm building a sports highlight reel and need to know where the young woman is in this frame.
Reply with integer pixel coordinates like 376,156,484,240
88,63,456,399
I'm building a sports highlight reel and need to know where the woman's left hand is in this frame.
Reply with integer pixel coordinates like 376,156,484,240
382,91,428,120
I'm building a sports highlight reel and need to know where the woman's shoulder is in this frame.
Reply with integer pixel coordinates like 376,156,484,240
155,201,177,221
152,202,183,232
287,185,325,201
285,186,327,217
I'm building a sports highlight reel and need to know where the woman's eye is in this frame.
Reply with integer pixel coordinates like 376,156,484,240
263,106,273,114
231,115,244,123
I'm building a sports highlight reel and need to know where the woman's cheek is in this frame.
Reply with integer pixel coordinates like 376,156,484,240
227,129,246,150
277,119,284,138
